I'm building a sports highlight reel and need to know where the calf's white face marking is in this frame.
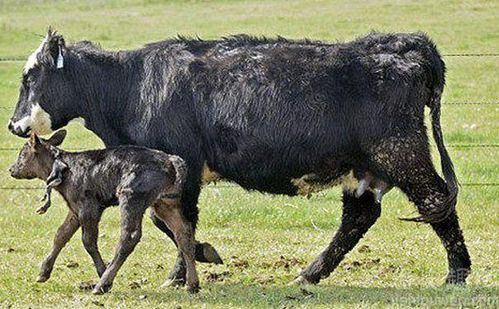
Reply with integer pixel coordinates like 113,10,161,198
24,35,48,74
11,103,53,135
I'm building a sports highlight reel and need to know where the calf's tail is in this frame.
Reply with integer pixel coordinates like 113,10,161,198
162,155,188,200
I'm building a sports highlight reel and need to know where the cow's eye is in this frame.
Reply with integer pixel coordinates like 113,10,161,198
26,75,36,84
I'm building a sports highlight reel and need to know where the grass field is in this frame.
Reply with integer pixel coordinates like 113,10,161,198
0,0,498,308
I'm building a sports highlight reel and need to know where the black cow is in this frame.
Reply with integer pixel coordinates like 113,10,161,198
8,29,471,285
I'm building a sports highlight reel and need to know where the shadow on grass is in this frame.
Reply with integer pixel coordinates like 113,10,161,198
107,283,499,308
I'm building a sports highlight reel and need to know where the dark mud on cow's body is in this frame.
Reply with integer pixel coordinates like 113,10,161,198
9,31,470,285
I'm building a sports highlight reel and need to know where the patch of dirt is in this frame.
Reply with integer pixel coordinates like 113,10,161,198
255,275,274,285
285,288,315,301
66,261,79,268
203,270,230,282
228,256,249,269
78,281,96,290
343,258,381,271
129,278,148,289
358,244,371,253
261,255,305,271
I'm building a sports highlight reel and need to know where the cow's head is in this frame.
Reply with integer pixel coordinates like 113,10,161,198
8,29,78,137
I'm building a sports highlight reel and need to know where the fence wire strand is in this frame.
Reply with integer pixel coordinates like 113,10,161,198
0,53,498,63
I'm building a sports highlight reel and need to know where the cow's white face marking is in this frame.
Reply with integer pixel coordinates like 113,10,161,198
23,36,48,74
11,103,53,135
11,116,30,133
30,103,53,135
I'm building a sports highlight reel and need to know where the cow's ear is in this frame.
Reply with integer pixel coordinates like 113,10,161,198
46,130,67,146
40,28,66,69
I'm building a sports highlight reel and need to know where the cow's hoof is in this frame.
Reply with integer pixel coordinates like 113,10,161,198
160,278,185,288
201,242,223,265
445,268,470,285
36,275,50,283
288,275,313,286
186,284,200,294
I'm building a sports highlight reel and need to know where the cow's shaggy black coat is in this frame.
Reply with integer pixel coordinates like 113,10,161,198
9,30,471,285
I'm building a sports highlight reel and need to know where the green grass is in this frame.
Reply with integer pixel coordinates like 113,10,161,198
0,0,498,308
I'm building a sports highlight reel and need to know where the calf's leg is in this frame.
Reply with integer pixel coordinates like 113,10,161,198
80,206,107,277
294,190,381,284
37,211,80,282
153,201,199,293
93,197,146,294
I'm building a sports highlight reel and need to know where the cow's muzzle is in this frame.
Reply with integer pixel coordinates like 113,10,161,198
8,119,31,138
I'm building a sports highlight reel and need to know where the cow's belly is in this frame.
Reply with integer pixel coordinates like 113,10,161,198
203,140,357,195
202,162,359,196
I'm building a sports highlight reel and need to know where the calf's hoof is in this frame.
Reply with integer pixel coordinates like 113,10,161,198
186,284,200,294
196,242,223,264
92,283,112,295
288,275,314,286
36,274,50,283
160,278,185,288
445,268,470,285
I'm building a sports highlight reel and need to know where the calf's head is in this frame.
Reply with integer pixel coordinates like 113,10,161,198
8,29,78,137
9,130,67,180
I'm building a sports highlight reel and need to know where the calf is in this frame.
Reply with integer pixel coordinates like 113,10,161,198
9,130,200,294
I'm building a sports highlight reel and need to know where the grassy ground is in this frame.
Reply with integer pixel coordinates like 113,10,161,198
0,0,498,308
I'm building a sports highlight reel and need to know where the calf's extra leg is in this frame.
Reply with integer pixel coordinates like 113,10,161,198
153,201,199,293
294,190,381,284
37,211,80,282
93,197,146,294
152,174,222,287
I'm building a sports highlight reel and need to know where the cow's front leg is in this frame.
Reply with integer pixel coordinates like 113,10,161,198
293,190,381,284
37,210,80,282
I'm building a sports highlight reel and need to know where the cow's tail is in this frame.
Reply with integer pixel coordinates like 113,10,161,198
405,71,458,224
403,45,458,223
161,155,187,200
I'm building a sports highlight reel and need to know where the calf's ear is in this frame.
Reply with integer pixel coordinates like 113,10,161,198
46,129,67,146
29,133,41,147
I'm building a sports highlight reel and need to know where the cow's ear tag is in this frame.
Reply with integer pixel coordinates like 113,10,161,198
56,47,64,69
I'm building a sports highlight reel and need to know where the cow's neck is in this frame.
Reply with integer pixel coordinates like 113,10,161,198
70,54,136,146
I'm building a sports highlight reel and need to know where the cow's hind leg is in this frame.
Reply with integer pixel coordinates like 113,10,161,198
369,136,471,284
430,212,471,284
294,190,381,284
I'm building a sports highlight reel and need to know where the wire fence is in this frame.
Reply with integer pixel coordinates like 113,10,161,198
0,51,497,190
0,53,498,62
